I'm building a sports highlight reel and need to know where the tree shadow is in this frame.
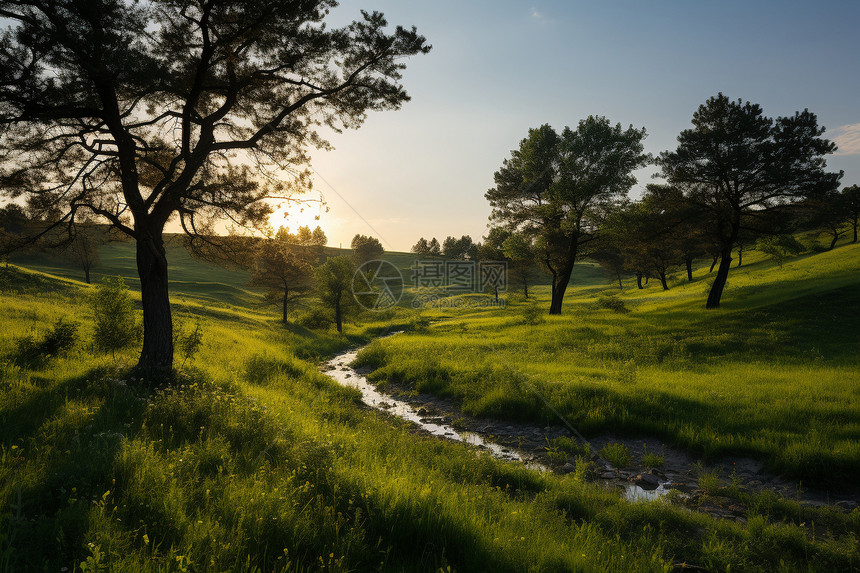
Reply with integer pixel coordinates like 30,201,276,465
1,367,148,570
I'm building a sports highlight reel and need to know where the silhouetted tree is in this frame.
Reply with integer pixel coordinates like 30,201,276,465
277,225,327,264
486,118,649,314
250,240,314,324
428,237,442,256
411,237,431,256
658,94,841,308
0,204,28,265
351,234,384,264
67,222,109,284
0,1,429,371
442,235,477,260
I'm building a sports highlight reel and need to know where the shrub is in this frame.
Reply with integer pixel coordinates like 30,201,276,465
12,317,79,367
519,302,545,325
92,276,139,357
599,442,632,468
296,306,333,330
596,293,629,314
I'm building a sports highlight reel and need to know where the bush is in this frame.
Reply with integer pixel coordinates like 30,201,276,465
296,306,333,330
596,293,629,314
12,317,79,367
519,302,545,325
92,276,139,357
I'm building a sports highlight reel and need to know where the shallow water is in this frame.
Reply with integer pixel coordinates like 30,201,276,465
322,346,670,502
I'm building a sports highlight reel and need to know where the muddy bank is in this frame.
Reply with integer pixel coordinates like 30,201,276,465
323,346,859,520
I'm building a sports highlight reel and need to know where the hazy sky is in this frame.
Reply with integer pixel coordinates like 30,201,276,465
276,0,860,251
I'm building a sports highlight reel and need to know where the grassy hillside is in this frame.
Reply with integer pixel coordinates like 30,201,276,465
356,243,860,486
1,256,858,571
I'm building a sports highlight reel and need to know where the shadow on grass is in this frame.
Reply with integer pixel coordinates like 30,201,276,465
0,367,148,571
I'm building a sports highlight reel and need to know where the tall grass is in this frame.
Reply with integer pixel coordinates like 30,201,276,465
357,243,860,485
0,260,858,571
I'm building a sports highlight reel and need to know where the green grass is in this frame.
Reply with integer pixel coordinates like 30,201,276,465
355,243,860,486
0,246,859,571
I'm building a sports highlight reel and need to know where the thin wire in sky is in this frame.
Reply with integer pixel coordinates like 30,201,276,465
310,166,394,249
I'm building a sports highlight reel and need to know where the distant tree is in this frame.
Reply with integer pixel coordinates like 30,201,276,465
316,256,356,334
478,228,509,301
351,234,384,264
502,233,540,298
67,224,104,284
756,234,804,268
277,225,327,264
250,240,314,324
441,236,457,258
486,117,649,314
0,204,28,265
0,1,429,371
658,94,841,308
428,237,442,257
442,235,477,260
592,245,627,290
613,195,681,291
411,237,431,256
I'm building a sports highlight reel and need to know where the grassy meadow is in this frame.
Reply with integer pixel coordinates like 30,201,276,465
356,243,860,487
0,239,859,571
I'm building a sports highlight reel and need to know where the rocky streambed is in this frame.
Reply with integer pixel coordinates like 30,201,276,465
322,344,859,520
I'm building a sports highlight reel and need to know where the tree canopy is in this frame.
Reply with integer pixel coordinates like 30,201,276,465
0,0,429,371
351,234,384,264
486,117,649,314
657,94,841,308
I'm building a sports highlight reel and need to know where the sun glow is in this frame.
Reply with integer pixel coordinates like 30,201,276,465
267,199,328,236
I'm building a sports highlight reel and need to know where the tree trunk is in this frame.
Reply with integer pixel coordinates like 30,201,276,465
549,263,575,315
706,249,732,309
736,244,743,267
644,275,649,285
658,269,668,290
84,266,91,284
853,218,858,243
136,235,173,371
709,255,719,273
829,232,838,250
523,278,529,298
685,257,693,282
335,297,343,333
282,285,289,323
636,271,643,289
617,272,623,290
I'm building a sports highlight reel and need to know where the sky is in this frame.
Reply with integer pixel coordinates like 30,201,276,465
273,0,860,251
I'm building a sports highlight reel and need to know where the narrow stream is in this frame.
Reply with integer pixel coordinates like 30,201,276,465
322,345,670,503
